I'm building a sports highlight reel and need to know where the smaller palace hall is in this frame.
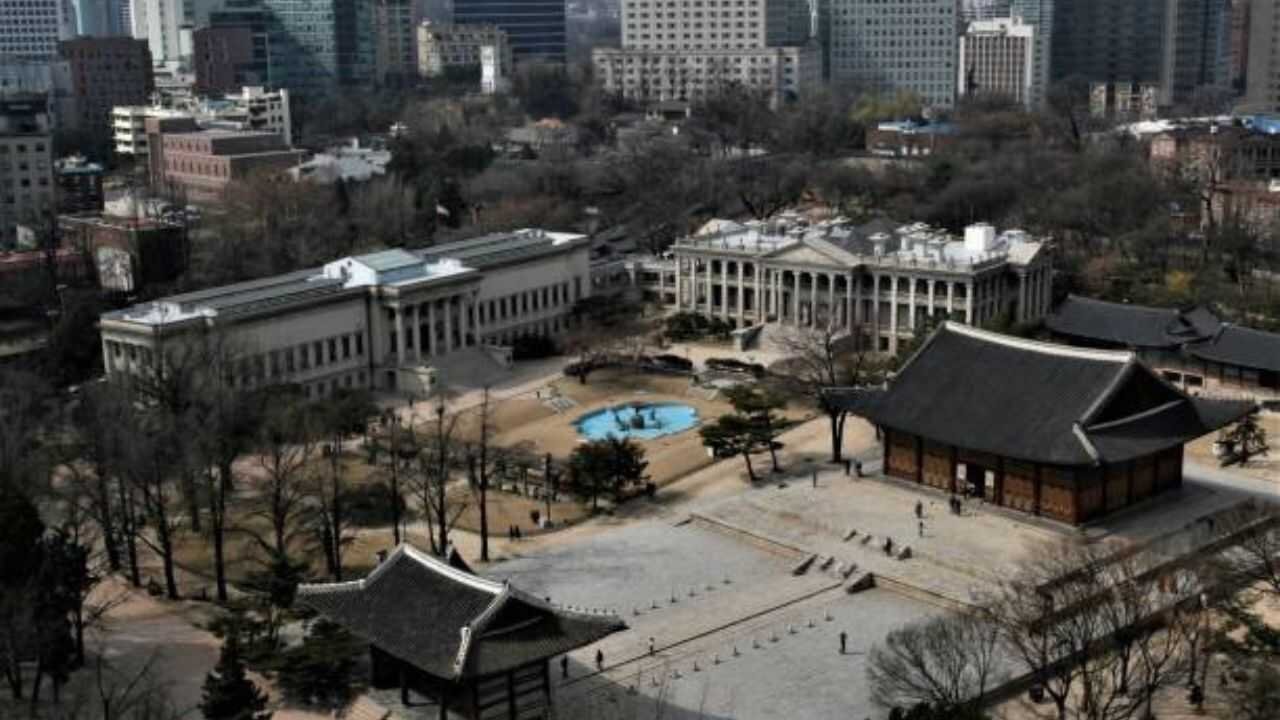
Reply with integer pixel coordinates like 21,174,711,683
838,323,1253,524
299,545,624,720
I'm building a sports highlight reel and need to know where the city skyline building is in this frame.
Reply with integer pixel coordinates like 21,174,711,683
593,0,819,106
828,0,959,109
0,0,76,61
959,16,1037,109
0,94,55,246
453,0,566,62
374,0,422,84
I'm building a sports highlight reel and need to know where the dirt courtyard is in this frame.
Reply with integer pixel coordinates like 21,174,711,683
481,367,814,488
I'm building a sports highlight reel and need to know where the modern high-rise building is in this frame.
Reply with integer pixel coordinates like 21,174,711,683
374,0,422,84
962,0,1011,21
1228,0,1249,93
419,23,511,78
592,0,819,106
1051,0,1229,108
71,0,129,35
205,1,271,89
828,0,960,109
1244,0,1279,111
453,0,566,62
0,94,55,245
0,0,76,61
959,16,1037,109
130,0,225,67
334,0,375,84
59,37,155,150
1009,0,1053,108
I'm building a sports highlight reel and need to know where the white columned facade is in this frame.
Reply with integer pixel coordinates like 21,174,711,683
927,280,936,320
754,263,764,323
704,260,713,315
719,261,729,320
888,277,899,351
737,260,745,325
965,282,975,324
792,271,801,325
828,273,837,329
394,307,406,364
871,273,881,346
908,276,917,330
674,259,683,310
426,300,436,356
413,303,422,362
809,273,818,327
444,297,454,353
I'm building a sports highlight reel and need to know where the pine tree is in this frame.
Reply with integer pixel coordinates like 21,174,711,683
200,638,271,720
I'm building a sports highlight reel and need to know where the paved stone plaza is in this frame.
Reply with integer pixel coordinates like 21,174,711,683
487,518,944,720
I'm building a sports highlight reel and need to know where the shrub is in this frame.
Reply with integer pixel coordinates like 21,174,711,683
511,334,559,360
343,482,406,527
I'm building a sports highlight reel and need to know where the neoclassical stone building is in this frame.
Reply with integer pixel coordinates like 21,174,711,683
100,229,591,397
632,216,1054,354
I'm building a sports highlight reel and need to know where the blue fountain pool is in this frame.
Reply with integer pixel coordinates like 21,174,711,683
574,402,700,441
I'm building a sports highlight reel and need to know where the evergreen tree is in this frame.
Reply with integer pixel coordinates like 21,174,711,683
200,638,271,720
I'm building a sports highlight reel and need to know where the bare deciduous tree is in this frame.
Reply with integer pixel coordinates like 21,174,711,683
867,611,1003,716
772,326,888,463
409,395,468,556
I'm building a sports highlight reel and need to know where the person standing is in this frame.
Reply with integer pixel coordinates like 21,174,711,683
918,520,924,538
914,500,923,519
839,631,848,655
561,655,569,678
595,649,604,670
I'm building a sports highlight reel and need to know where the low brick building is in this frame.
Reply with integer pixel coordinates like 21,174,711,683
146,118,305,204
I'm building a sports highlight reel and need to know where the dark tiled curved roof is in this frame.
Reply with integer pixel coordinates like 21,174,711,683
1045,295,1221,349
297,545,623,680
843,323,1250,466
1189,324,1280,373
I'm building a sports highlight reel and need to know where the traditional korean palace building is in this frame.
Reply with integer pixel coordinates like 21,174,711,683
98,229,590,397
299,545,624,719
1047,295,1280,405
839,323,1251,524
629,215,1054,354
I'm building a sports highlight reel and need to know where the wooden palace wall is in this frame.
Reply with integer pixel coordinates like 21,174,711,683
881,429,1185,524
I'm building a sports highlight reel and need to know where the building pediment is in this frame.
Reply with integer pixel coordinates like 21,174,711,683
763,238,858,268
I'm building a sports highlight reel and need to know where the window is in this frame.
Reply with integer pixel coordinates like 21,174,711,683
299,344,310,370
328,338,337,363
355,334,364,356
313,341,324,366
285,348,296,373
342,336,351,359
522,293,529,314
269,350,280,376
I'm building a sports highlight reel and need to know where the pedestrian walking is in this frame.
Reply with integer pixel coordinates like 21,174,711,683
812,470,817,488
839,631,848,655
918,520,924,538
648,637,655,656
596,649,604,670
854,459,863,477
561,655,569,678
914,500,923,519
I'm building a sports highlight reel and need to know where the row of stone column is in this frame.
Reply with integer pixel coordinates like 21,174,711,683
672,256,976,332
391,293,477,366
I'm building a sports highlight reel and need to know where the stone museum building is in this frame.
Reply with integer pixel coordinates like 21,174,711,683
99,229,591,397
845,322,1251,524
299,545,624,719
634,215,1054,354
